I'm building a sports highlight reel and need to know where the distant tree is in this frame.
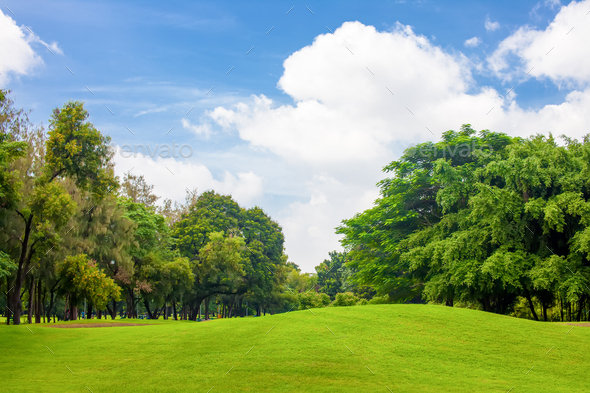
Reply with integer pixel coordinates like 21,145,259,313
57,254,121,319
121,173,159,208
316,251,348,299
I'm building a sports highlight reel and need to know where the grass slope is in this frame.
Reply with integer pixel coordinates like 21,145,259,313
1,304,589,392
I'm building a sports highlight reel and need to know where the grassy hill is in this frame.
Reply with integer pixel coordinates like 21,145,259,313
1,304,589,392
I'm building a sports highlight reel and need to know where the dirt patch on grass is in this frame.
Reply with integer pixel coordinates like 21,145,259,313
46,323,150,328
565,323,590,327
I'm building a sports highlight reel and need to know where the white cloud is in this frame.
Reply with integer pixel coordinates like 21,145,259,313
113,147,263,206
135,105,169,117
0,11,42,86
185,19,590,272
485,16,501,32
181,118,212,137
0,11,63,87
530,0,561,20
464,37,482,47
488,0,590,87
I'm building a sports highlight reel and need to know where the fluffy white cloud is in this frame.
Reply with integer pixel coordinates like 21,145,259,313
488,0,590,86
485,16,501,31
464,37,482,47
0,11,62,87
113,147,264,206
181,118,212,137
189,19,590,272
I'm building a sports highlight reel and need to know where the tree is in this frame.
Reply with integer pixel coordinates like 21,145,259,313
2,100,115,324
57,254,121,320
0,91,27,210
316,251,349,299
191,231,246,320
121,173,159,208
338,125,513,302
338,125,590,321
118,197,169,318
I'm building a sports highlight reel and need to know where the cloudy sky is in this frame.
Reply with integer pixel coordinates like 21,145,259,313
2,0,590,272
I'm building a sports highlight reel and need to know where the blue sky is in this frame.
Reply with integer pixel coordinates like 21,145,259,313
2,0,590,271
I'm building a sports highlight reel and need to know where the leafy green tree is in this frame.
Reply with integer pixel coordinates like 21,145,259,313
2,100,115,324
337,125,515,303
57,254,121,319
316,251,349,299
192,231,246,319
118,197,169,318
339,125,590,321
0,91,27,210
172,191,244,319
240,206,288,316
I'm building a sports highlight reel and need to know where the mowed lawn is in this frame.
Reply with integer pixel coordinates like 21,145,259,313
1,305,589,392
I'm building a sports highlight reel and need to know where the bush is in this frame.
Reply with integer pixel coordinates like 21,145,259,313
298,292,330,309
367,295,391,305
356,298,369,306
331,292,359,307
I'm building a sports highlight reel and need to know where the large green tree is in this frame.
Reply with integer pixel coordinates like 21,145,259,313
2,100,114,324
338,125,514,303
338,126,590,321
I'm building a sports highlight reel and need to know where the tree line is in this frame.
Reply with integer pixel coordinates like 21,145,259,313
337,124,590,322
0,90,322,325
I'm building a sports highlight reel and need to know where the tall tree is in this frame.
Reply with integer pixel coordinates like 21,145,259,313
3,101,115,324
337,125,515,302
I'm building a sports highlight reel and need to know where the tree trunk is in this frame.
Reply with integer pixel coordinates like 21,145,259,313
35,279,42,323
204,298,210,320
542,302,548,322
172,301,178,320
64,294,69,321
112,299,117,320
72,305,78,320
9,216,34,325
27,278,34,324
576,298,584,322
560,298,564,322
144,299,156,319
41,283,47,323
524,290,539,321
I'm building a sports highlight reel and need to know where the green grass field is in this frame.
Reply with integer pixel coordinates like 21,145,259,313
1,304,589,392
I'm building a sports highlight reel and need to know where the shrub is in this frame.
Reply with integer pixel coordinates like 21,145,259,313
298,291,331,309
331,292,359,307
368,295,391,305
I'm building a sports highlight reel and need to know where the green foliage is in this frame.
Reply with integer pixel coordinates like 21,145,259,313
171,191,289,318
199,231,246,288
315,251,349,299
338,125,590,318
330,292,359,307
57,254,121,309
0,251,17,279
298,291,330,309
0,92,27,209
45,101,116,197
